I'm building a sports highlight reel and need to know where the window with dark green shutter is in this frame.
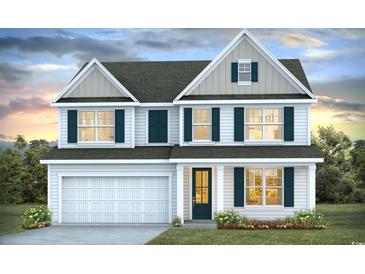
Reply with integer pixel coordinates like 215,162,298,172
67,110,77,143
251,62,258,82
148,110,168,143
115,109,125,143
284,107,294,141
284,167,294,207
184,108,192,142
234,167,244,207
212,108,220,142
231,62,238,82
234,107,244,141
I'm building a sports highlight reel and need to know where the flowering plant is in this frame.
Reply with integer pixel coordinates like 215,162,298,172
280,209,326,229
22,205,52,229
172,217,182,227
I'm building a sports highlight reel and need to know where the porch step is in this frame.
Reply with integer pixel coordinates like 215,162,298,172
183,220,216,228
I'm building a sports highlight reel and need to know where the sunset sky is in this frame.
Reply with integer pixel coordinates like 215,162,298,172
0,28,364,144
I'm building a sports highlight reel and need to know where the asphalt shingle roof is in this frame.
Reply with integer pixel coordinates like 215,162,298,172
59,59,311,103
42,145,322,160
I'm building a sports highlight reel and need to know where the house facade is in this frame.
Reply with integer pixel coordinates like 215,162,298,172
40,29,323,224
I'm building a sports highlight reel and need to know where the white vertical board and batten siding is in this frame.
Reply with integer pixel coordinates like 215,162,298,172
190,37,301,96
58,107,133,148
134,106,179,146
48,164,177,224
64,66,126,98
223,166,308,220
181,104,310,146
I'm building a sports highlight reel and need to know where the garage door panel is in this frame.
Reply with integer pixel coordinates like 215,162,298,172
62,176,169,224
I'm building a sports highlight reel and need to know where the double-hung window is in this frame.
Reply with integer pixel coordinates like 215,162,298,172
193,109,211,141
78,111,114,142
245,108,283,141
238,60,251,84
246,168,283,206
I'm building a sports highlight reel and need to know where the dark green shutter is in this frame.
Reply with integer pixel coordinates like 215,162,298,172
234,167,244,207
67,110,77,143
251,62,258,82
231,62,238,82
212,107,220,142
284,167,294,207
234,107,244,141
184,108,192,142
149,110,167,143
284,107,294,141
115,109,125,143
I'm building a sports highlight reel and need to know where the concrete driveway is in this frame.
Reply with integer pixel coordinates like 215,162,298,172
0,225,169,245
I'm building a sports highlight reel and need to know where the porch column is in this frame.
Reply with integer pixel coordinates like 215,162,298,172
176,164,184,224
308,164,316,210
217,165,224,212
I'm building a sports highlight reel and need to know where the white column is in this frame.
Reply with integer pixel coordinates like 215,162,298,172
176,164,184,224
217,165,224,212
308,164,317,210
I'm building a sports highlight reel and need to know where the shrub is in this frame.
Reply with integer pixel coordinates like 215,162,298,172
214,211,241,228
22,205,52,229
172,216,182,227
280,209,326,229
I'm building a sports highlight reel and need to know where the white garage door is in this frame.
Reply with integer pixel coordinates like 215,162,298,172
61,176,169,224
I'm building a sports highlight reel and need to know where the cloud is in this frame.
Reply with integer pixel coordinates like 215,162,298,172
0,62,31,82
314,95,365,122
303,48,338,60
0,133,13,141
0,97,50,119
0,34,141,63
281,33,326,48
26,63,76,72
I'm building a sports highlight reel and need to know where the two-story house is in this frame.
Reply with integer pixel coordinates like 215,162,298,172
40,29,323,224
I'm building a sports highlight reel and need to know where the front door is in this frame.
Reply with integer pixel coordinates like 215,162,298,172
192,168,212,219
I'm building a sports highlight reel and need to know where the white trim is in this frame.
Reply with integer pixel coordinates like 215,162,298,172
217,165,224,211
47,165,51,209
139,103,175,107
174,99,317,105
41,159,171,164
176,164,184,224
174,29,316,101
169,158,324,164
179,106,183,146
53,58,138,103
308,164,316,209
57,171,173,224
131,107,135,148
51,102,140,107
41,158,323,164
57,109,61,148
307,104,311,145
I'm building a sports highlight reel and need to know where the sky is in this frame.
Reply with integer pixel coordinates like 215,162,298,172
0,28,364,144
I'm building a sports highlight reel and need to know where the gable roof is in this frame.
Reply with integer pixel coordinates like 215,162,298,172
53,58,139,103
174,29,315,101
57,59,312,103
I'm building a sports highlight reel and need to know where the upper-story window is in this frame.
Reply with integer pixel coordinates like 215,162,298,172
78,111,114,142
193,109,211,141
238,60,251,84
245,108,283,141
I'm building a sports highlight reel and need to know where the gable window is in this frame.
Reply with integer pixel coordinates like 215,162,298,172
238,60,251,84
193,109,211,141
245,108,283,141
78,111,114,142
246,168,283,206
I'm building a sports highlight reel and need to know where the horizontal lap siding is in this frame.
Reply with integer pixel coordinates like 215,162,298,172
48,164,176,223
135,106,179,145
224,166,309,220
182,104,309,145
59,107,133,148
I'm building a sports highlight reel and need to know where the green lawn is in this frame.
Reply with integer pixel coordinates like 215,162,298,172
0,204,34,236
147,204,365,245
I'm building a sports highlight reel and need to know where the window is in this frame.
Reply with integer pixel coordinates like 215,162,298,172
246,168,283,206
78,111,114,142
193,109,211,141
238,60,251,83
245,108,283,141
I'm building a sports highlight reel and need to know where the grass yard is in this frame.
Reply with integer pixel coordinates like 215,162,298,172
147,204,365,245
0,204,35,236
